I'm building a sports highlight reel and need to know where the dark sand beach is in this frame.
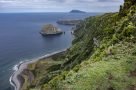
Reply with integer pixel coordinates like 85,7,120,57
10,49,67,90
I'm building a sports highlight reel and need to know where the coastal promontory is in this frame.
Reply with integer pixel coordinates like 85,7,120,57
14,0,136,90
57,19,82,25
40,24,63,36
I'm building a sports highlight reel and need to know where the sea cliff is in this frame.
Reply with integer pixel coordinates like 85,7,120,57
17,0,136,90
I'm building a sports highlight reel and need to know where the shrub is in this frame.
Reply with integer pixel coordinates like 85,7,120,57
122,22,136,37
73,65,81,72
104,27,115,35
112,34,119,44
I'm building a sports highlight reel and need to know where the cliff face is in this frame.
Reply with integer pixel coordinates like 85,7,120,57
24,0,136,90
119,0,136,16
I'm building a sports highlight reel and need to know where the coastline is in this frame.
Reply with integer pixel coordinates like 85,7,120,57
10,49,67,90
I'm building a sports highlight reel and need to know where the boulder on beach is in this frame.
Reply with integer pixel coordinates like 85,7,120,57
40,24,63,36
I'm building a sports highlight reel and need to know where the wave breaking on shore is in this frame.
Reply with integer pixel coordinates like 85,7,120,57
9,49,67,90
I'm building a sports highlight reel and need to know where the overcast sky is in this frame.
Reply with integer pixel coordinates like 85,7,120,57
0,0,124,13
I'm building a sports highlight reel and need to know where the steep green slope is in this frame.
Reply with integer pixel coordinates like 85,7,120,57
26,0,136,90
44,41,136,90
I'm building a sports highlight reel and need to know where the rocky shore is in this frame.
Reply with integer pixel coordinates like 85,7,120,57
10,49,67,90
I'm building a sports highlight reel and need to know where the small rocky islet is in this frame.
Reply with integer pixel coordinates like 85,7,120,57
40,24,63,36
40,10,84,36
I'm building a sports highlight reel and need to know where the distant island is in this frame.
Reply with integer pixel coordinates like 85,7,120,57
70,10,86,13
40,24,63,36
57,19,82,25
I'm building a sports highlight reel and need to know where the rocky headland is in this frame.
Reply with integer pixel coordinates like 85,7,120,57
57,19,82,25
11,0,136,90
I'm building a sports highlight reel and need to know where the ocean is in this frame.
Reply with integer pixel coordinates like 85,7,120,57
0,12,100,90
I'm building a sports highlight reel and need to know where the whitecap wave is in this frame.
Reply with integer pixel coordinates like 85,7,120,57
9,74,17,90
12,61,23,71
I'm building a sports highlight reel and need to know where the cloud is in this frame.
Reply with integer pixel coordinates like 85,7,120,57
0,0,124,12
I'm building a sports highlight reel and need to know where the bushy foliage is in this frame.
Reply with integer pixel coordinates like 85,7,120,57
122,22,136,37
25,1,136,90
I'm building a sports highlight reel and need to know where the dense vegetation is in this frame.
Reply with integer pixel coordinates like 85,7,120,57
23,0,136,90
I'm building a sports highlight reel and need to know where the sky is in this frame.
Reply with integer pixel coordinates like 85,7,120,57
0,0,124,13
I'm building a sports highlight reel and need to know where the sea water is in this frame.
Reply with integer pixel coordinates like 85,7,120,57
0,12,100,90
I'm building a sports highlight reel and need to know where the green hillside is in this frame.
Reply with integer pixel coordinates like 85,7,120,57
22,0,136,90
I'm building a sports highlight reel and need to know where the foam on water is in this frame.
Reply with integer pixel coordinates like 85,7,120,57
12,61,24,71
9,49,67,90
9,74,17,90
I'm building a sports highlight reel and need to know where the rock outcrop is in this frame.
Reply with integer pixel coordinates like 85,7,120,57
40,24,63,36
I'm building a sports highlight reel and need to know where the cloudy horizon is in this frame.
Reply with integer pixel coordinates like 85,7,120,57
0,0,124,13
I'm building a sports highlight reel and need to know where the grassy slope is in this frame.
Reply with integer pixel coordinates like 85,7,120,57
20,52,66,90
44,42,136,90
26,1,136,90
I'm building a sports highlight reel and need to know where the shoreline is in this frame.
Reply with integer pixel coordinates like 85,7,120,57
10,49,67,90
